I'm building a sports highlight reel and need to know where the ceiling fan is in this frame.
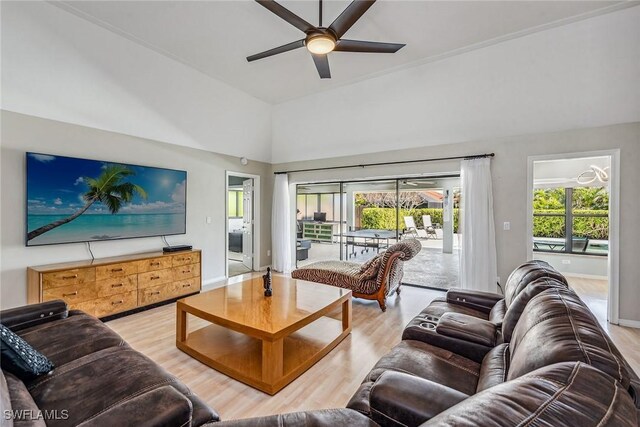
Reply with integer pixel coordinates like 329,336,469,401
247,0,406,79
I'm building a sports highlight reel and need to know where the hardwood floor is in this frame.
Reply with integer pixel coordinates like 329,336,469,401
105,273,640,421
106,273,443,420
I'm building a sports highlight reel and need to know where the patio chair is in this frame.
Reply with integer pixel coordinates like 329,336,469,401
404,216,427,239
291,239,422,311
422,215,438,239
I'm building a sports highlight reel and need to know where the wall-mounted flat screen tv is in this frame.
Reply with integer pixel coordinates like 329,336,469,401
26,152,187,246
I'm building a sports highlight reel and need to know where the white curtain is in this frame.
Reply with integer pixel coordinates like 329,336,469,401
460,158,498,292
272,174,292,273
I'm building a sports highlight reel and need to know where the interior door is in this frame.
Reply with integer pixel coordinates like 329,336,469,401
242,179,254,270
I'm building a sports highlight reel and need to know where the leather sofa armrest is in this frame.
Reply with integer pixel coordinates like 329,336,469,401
446,288,503,314
436,313,498,347
82,386,195,427
210,409,378,426
0,300,68,332
370,371,468,427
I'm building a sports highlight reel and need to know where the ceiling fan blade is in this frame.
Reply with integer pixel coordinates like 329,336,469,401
247,39,305,62
311,54,331,79
334,39,405,53
328,0,376,39
256,0,316,33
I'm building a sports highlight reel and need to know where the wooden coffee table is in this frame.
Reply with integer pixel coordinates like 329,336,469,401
176,275,352,394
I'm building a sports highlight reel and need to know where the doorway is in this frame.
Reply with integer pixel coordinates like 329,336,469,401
227,173,256,277
528,151,619,325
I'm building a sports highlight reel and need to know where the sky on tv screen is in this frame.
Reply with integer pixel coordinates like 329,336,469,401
26,153,186,245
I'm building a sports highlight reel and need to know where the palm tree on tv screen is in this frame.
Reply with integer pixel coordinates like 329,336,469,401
27,164,147,241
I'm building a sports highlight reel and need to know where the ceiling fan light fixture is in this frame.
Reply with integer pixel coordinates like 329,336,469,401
306,35,335,55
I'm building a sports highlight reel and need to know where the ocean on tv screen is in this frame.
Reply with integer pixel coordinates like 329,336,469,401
26,153,186,246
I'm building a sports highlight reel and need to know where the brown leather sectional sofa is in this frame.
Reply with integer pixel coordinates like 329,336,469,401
2,261,639,426
0,301,219,426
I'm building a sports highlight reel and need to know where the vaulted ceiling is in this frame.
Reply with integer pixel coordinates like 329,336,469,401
56,1,624,104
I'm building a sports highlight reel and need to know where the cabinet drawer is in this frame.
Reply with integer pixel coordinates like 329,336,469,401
96,263,138,281
43,283,97,305
95,275,137,297
137,256,172,273
138,268,173,289
138,283,174,306
172,252,200,267
174,278,200,297
42,268,95,289
73,291,137,318
172,263,200,281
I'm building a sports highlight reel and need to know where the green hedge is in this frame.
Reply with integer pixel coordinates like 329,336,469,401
361,208,459,233
533,209,608,240
362,208,608,239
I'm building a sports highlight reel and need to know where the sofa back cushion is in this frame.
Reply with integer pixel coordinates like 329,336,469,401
501,277,568,342
503,260,567,308
507,287,629,388
424,362,638,427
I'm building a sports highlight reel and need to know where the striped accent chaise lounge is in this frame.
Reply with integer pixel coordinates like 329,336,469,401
291,239,422,311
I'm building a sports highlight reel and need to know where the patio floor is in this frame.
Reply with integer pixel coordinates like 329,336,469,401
297,236,460,290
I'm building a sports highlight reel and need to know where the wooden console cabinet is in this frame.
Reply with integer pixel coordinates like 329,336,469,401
27,250,201,318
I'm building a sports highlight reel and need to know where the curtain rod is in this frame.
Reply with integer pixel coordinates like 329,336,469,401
273,153,495,175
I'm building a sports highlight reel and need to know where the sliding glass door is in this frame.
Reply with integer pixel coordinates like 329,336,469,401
295,176,461,290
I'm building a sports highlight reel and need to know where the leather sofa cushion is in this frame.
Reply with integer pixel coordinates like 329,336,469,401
26,346,219,426
508,288,629,388
476,343,510,392
436,313,497,347
363,340,480,396
212,409,378,426
17,312,126,368
500,277,567,343
3,371,46,427
370,371,467,427
422,362,638,427
488,299,506,324
414,297,489,320
503,260,567,308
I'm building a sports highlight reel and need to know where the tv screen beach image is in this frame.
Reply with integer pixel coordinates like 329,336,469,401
26,153,186,246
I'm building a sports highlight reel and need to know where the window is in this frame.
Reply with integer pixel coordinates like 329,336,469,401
532,187,608,255
296,193,341,221
228,190,243,218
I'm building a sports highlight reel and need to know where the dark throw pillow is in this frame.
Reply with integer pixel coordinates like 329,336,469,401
359,255,382,280
0,324,54,381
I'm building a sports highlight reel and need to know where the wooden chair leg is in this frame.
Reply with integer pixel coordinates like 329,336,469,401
377,294,387,312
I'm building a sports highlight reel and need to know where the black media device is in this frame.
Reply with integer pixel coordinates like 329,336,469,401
313,212,327,222
163,245,193,253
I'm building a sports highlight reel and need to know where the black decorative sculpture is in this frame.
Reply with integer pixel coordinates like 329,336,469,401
263,267,272,297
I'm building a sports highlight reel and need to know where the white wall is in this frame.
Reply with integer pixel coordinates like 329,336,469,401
0,111,273,309
534,253,608,279
273,123,640,323
272,6,640,163
0,1,272,162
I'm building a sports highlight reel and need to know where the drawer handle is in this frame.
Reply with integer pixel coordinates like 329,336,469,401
177,257,191,262
150,262,160,266
182,270,190,274
63,291,78,297
112,300,123,305
150,291,161,295
111,283,124,288
182,284,191,288
150,276,160,280
111,268,124,272
62,274,78,280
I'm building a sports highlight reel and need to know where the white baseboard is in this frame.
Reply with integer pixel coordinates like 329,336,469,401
618,318,640,329
564,273,608,280
202,276,227,291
